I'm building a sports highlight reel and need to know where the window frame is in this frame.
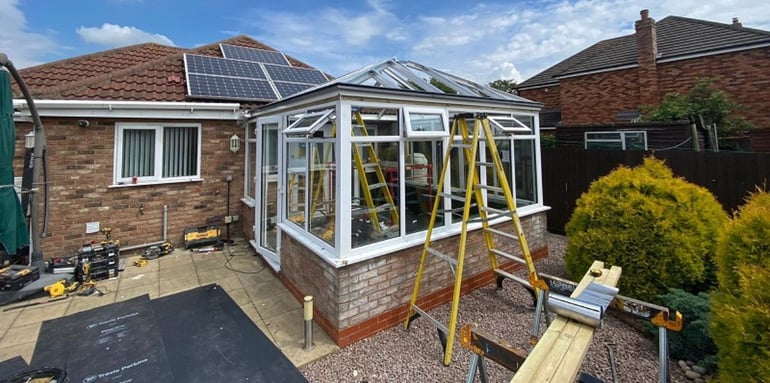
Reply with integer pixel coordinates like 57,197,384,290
114,122,202,185
283,109,334,136
585,131,647,150
488,115,532,134
403,107,449,138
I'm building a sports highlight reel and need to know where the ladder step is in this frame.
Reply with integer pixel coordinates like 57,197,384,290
481,206,512,216
363,163,379,169
439,192,466,202
484,227,520,242
476,184,504,193
426,247,458,266
369,182,387,190
493,268,530,287
476,161,495,167
376,203,395,213
490,248,526,265
455,143,472,149
412,305,449,334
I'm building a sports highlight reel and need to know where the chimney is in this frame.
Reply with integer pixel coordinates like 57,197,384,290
635,9,660,107
732,17,742,28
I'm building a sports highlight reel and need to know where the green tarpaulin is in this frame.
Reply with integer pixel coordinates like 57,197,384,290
0,69,29,255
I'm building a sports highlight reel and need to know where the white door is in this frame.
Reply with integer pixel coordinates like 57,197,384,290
255,117,281,270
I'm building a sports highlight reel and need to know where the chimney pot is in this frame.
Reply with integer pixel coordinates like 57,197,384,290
640,9,649,20
732,17,742,27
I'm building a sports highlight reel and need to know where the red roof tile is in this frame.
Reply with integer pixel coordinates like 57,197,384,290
12,35,319,103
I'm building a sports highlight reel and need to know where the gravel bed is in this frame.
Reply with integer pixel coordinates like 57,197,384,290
302,233,688,383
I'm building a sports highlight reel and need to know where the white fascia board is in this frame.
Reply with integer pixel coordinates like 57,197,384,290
12,99,241,120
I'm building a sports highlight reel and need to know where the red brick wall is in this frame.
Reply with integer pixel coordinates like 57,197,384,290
518,86,561,110
14,117,245,257
657,48,770,130
280,211,548,346
559,68,641,125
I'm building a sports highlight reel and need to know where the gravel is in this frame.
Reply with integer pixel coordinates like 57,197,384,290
301,233,688,383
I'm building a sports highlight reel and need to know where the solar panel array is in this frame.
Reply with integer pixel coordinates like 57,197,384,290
221,44,290,66
184,47,328,102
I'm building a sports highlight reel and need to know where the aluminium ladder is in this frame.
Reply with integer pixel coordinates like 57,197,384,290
404,113,548,366
350,111,399,234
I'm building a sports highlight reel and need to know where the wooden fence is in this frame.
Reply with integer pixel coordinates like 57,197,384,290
542,148,770,233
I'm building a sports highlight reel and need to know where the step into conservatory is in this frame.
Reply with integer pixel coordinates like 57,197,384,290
245,59,550,346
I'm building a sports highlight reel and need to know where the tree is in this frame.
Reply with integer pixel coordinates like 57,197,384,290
488,79,518,94
642,78,753,138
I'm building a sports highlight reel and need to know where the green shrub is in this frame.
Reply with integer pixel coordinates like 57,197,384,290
711,189,770,382
649,289,717,370
565,157,727,302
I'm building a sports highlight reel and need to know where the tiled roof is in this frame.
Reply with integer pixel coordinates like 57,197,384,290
518,15,770,89
12,35,320,102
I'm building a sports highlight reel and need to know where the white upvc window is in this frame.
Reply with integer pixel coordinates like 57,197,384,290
114,123,201,185
283,110,334,136
489,115,532,134
403,107,448,137
585,131,647,150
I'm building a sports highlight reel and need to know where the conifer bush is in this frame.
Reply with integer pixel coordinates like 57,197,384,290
711,189,770,382
564,157,727,302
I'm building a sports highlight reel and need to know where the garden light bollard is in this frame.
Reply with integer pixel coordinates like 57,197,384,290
304,296,314,350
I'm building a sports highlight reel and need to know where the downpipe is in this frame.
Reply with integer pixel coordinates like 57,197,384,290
120,205,169,252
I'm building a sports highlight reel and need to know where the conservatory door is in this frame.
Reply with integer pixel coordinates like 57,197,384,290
256,117,280,270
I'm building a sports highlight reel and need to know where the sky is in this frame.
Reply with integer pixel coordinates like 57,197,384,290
2,0,770,85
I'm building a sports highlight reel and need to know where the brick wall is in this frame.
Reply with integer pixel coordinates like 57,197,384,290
280,211,548,346
518,86,561,110
14,117,245,257
559,68,641,125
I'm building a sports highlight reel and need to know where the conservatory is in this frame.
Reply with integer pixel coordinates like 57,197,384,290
245,59,550,345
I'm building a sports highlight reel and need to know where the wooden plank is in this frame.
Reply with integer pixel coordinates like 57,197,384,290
511,260,622,383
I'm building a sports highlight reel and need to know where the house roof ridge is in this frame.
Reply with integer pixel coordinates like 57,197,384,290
663,15,770,38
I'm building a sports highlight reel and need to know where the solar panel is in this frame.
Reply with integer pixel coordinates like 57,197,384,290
264,64,327,84
185,54,265,79
187,74,277,101
220,44,290,66
274,82,316,98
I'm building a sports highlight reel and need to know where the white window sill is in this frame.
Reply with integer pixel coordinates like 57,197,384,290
109,178,203,188
241,197,256,208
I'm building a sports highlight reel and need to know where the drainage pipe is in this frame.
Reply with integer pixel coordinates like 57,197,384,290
121,205,168,252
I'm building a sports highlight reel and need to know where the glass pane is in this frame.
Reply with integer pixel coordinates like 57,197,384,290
284,110,333,135
409,112,444,133
514,139,538,207
351,107,399,136
486,139,513,212
449,140,480,221
489,116,531,134
122,129,155,178
586,132,621,140
309,141,336,245
286,142,307,228
163,126,198,178
405,140,444,235
260,122,279,251
246,123,257,198
624,132,647,150
351,141,400,248
586,141,623,150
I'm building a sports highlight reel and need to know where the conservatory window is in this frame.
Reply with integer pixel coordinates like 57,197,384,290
585,131,647,150
284,109,334,136
489,115,532,134
404,107,448,137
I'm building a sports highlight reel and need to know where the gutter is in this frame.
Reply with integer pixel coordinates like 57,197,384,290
12,99,241,120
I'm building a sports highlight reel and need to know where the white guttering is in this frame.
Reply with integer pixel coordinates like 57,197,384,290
12,99,241,120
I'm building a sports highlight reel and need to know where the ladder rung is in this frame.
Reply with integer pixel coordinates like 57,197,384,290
412,305,449,334
490,248,526,265
481,206,512,216
369,182,386,190
426,247,458,266
438,192,466,202
475,161,495,167
484,227,520,242
376,203,395,212
476,184,504,193
494,269,530,287
455,144,472,149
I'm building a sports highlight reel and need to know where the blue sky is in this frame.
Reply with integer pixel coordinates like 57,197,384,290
2,0,769,84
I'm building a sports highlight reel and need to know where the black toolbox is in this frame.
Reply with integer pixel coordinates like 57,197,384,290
78,242,120,281
0,264,41,290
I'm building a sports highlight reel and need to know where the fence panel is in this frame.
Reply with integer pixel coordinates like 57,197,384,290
542,149,770,233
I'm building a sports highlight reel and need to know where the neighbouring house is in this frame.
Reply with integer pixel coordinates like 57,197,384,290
516,10,770,152
10,38,549,346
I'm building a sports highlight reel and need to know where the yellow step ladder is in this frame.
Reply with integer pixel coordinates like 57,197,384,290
351,111,399,234
404,113,547,366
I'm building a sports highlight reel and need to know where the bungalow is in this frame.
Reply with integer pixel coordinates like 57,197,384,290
9,37,549,345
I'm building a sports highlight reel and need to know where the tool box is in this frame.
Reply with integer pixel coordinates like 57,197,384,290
78,242,120,282
184,225,221,249
0,264,41,290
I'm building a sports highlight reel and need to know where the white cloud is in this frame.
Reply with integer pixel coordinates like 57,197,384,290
0,0,59,68
76,23,174,47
